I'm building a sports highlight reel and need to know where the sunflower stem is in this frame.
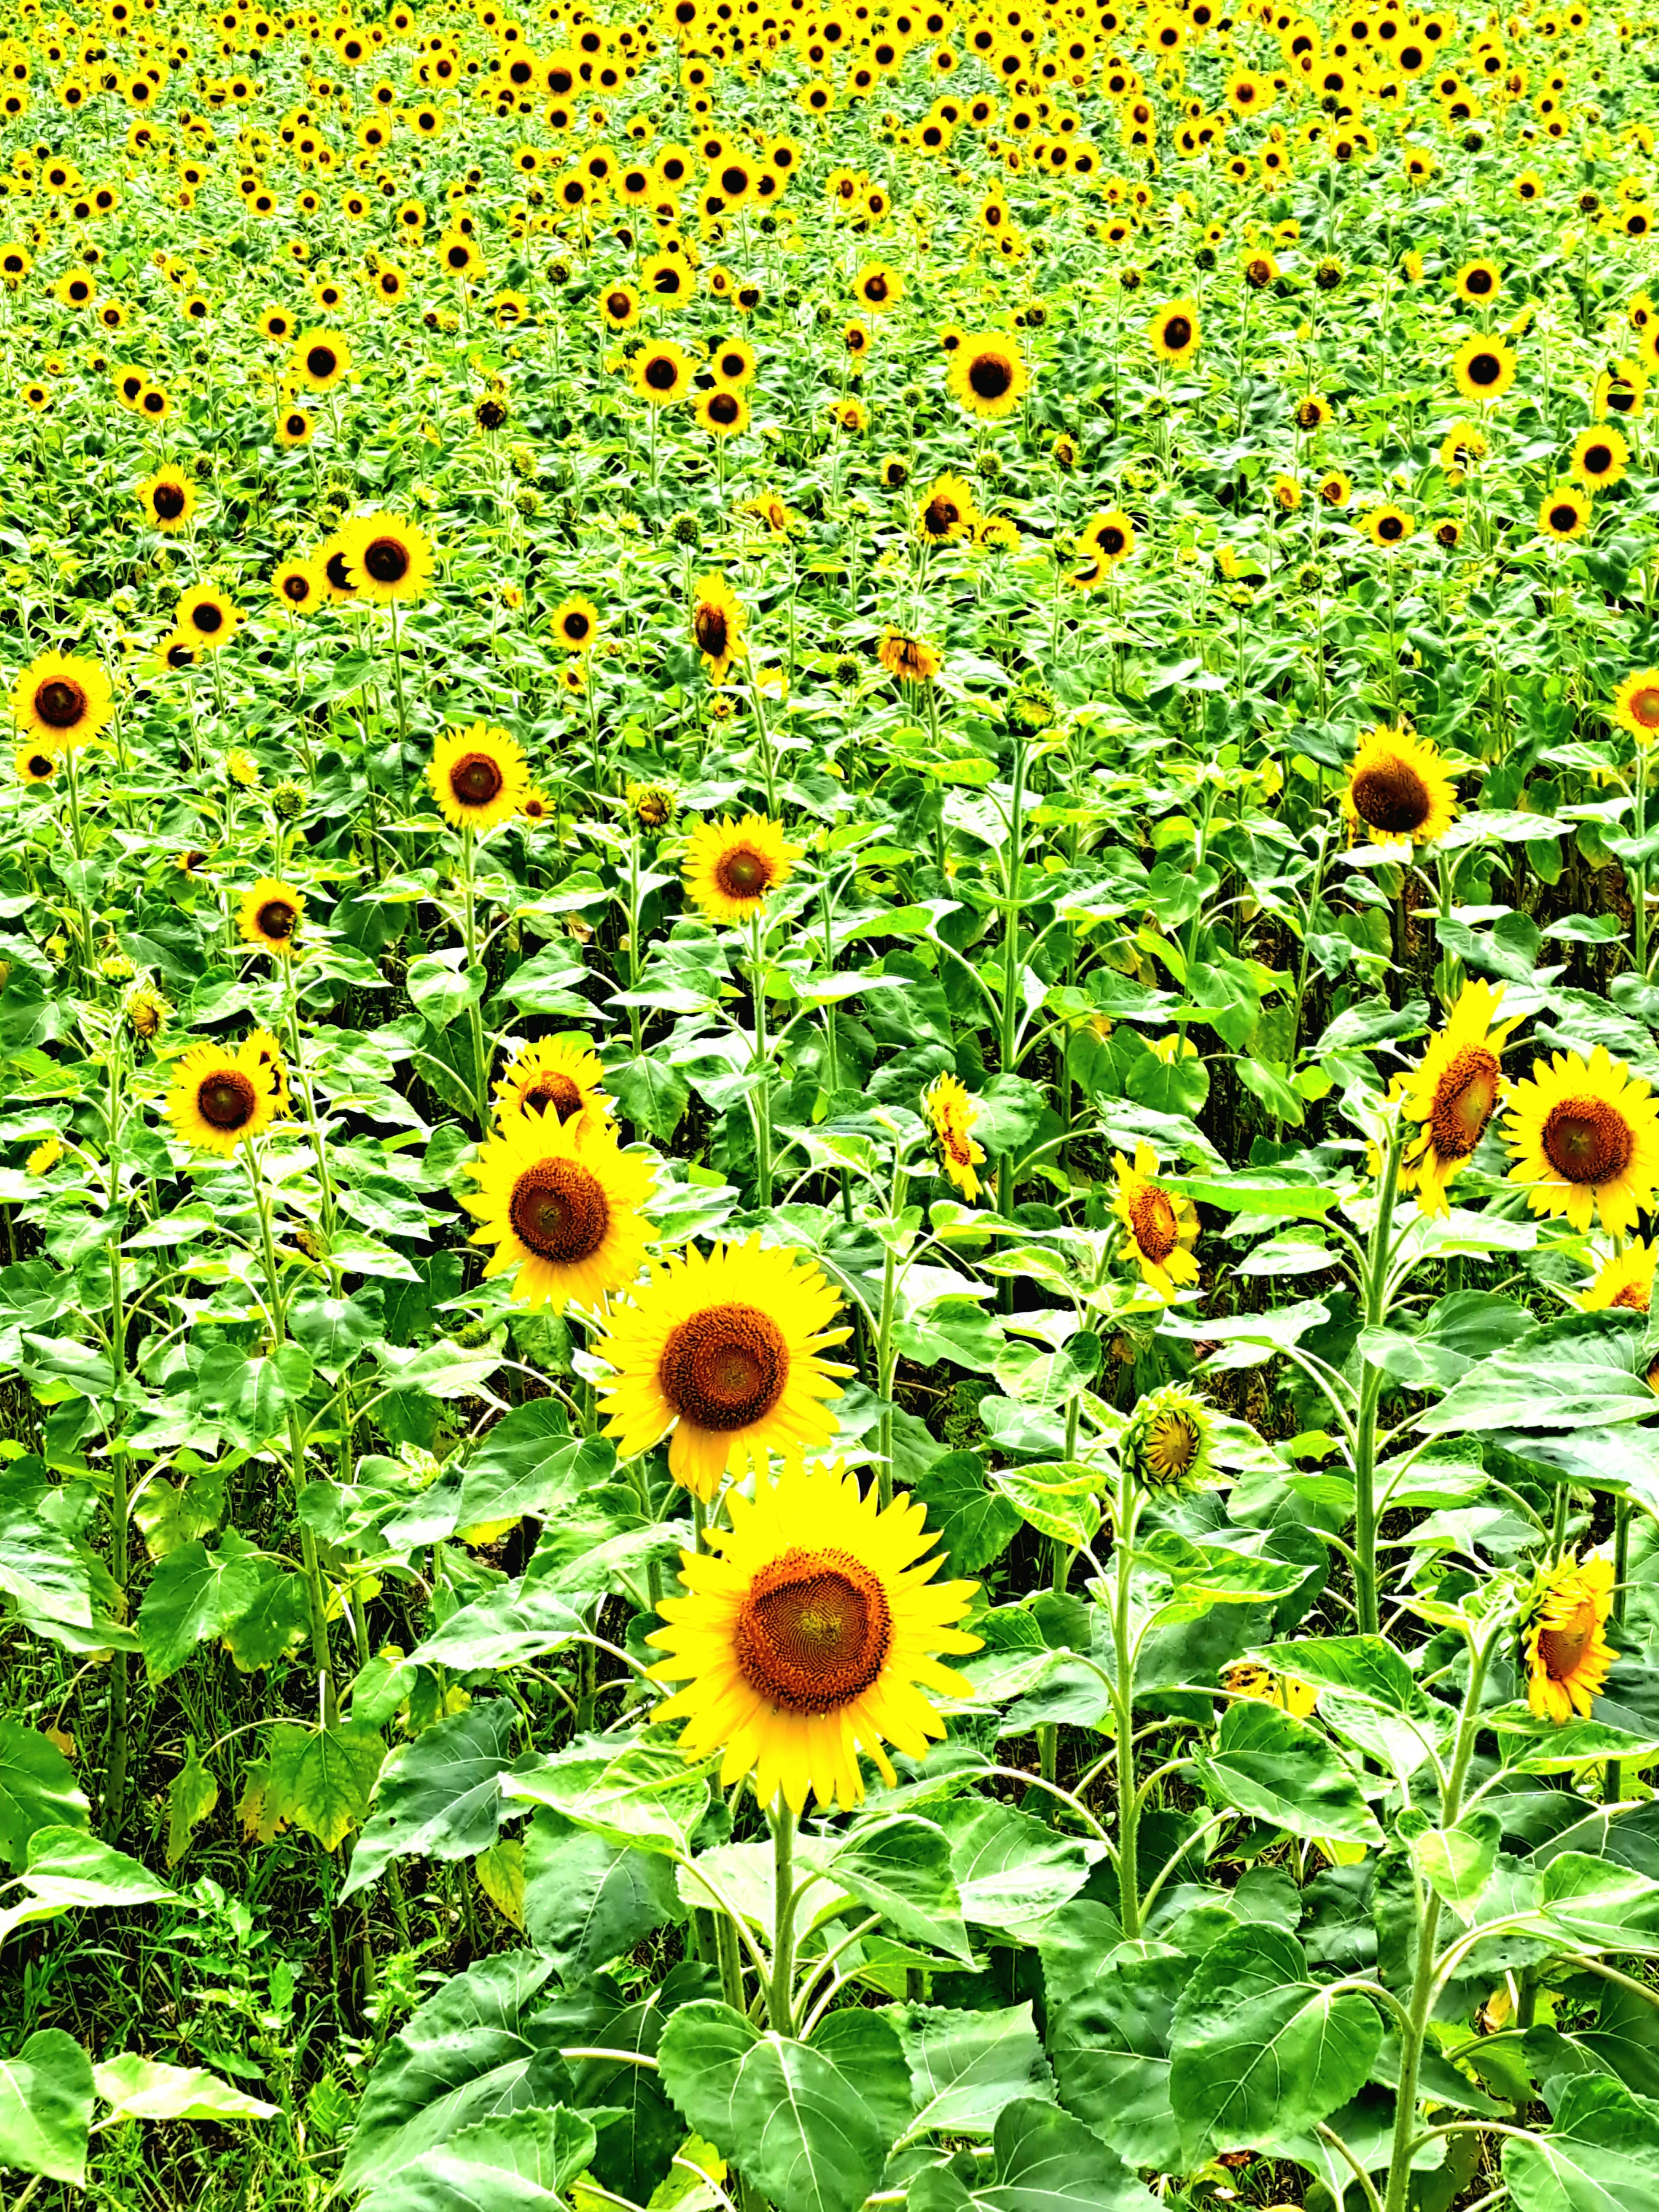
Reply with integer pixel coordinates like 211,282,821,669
750,913,773,1211
767,1796,797,2037
1608,1495,1633,1803
1353,1111,1407,1639
1112,1467,1145,1939
102,1036,132,1840
460,820,491,1129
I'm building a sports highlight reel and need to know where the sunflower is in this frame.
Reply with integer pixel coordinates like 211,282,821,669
137,467,196,532
695,386,749,437
1111,1141,1200,1293
1083,509,1136,564
340,512,435,604
428,724,530,835
630,338,695,404
462,1110,655,1312
917,470,978,543
947,331,1029,420
711,335,756,386
27,1136,62,1175
690,573,747,681
290,327,351,391
683,814,801,922
1149,297,1202,362
1572,423,1629,490
1538,482,1591,540
878,629,943,685
165,1039,278,1157
646,1456,979,1812
1398,980,1519,1214
271,558,326,615
601,281,640,331
1505,1043,1659,1235
1341,725,1458,846
1613,667,1659,744
493,1034,613,1135
13,741,57,785
237,877,305,957
11,651,114,747
1575,1240,1656,1314
1221,1660,1320,1718
1120,1382,1214,1493
1452,332,1516,400
1318,468,1353,509
854,261,903,311
551,596,600,652
1454,257,1502,304
923,1071,985,1202
175,584,241,651
1523,1552,1616,1723
1361,503,1415,547
276,406,314,448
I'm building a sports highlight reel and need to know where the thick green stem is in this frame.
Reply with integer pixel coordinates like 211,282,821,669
1353,1116,1406,1637
750,912,772,1211
1608,1495,1634,1803
768,1798,796,2036
1113,1469,1143,1938
460,822,490,1128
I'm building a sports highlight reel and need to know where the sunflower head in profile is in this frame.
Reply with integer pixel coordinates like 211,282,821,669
11,651,114,749
341,512,435,605
1574,1239,1656,1317
291,326,352,391
689,573,747,682
165,1038,279,1157
176,583,242,652
595,1234,853,1498
1295,392,1332,433
551,596,600,652
492,1034,613,1136
271,558,325,615
1120,1381,1215,1494
923,1071,985,1203
1614,667,1659,746
1523,1551,1616,1723
917,470,979,544
683,813,801,924
1341,724,1458,848
244,1025,292,1115
1504,1042,1659,1235
1451,331,1516,402
1537,482,1591,542
137,467,195,532
1318,468,1353,509
237,877,306,958
462,1108,655,1312
646,1456,980,1813
1148,297,1202,363
428,723,530,836
878,628,943,686
1111,1141,1200,1294
947,329,1029,420
1398,980,1519,1216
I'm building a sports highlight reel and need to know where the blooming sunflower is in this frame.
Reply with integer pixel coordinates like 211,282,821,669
237,877,305,958
1572,423,1629,491
1523,1551,1616,1723
175,583,241,652
1148,298,1201,363
690,574,747,682
1537,483,1591,541
1452,332,1516,401
1398,980,1519,1215
1083,509,1136,564
245,1025,291,1115
550,597,600,654
1361,503,1414,548
1112,1141,1200,1294
879,629,943,684
11,651,114,747
462,1110,655,1311
595,1235,852,1498
1574,1239,1655,1314
291,327,351,391
13,740,57,785
1613,667,1659,744
854,261,903,312
493,1034,613,1135
271,559,326,615
683,814,801,922
696,387,748,437
923,1072,985,1202
631,338,695,405
947,331,1029,420
1341,725,1458,846
1120,1381,1214,1493
645,1456,980,1812
341,512,435,605
165,1039,279,1157
1504,1044,1659,1235
428,724,530,835
137,467,195,531
917,471,979,543
276,405,314,448
1454,257,1501,304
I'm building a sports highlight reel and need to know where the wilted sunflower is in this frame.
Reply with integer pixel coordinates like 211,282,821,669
1148,297,1201,363
1505,1044,1659,1235
1537,483,1591,541
1523,1552,1616,1723
1613,667,1659,744
947,330,1029,420
1451,332,1516,400
923,1072,985,1202
878,629,943,684
341,512,434,604
291,327,351,391
646,1456,980,1812
175,583,241,652
428,724,530,835
165,1039,278,1157
11,651,114,747
1398,981,1518,1214
137,467,195,532
493,1034,613,1135
1112,1141,1199,1294
684,814,801,922
463,1111,655,1311
690,573,747,682
1120,1382,1214,1492
550,596,600,652
596,1235,852,1498
237,877,305,958
918,470,978,543
1341,725,1458,846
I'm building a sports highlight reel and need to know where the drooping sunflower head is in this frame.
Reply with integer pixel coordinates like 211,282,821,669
689,573,747,678
947,329,1029,420
1522,1550,1616,1723
341,512,435,605
11,652,114,749
138,467,195,532
461,1107,655,1313
878,628,943,686
493,1034,613,1135
595,1234,853,1498
1399,979,1519,1215
917,470,979,543
1120,1381,1215,1494
1614,667,1659,745
923,1071,985,1203
1504,1042,1659,1236
428,723,531,836
683,813,801,923
646,1456,980,1812
1111,1140,1200,1294
237,877,306,958
164,1038,278,1158
1341,724,1458,847
176,583,242,652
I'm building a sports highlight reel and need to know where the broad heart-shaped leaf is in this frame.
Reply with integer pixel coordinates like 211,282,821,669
522,1808,684,1981
896,2004,1055,2140
988,1463,1101,1549
538,1962,719,2204
1408,1812,1500,1919
657,2000,887,2212
1419,1309,1657,1437
92,2054,279,2122
1169,1925,1381,2162
452,1412,614,1540
1194,1698,1383,1847
1255,1635,1427,1714
0,2029,94,2184
912,1452,1022,1577
828,1816,976,1964
262,1721,385,1853
910,2097,1160,2212
0,1719,89,1869
343,1701,519,1900
1503,2071,1659,2212
405,1583,586,1672
340,1951,573,2196
0,1824,180,1942
357,2104,597,2212
502,1740,709,1858
135,1533,262,1682
1533,1852,1659,1955
932,1798,1105,1945
1049,1950,1187,2171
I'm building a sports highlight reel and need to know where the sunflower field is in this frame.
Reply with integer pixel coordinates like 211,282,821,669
18,0,1659,2208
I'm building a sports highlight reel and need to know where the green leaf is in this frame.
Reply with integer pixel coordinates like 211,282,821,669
656,2001,888,2212
407,950,487,1030
263,1722,385,1853
0,2030,94,2184
1408,1813,1500,1918
912,1452,1021,1576
1503,2071,1659,2212
357,2105,598,2212
93,2055,279,2123
1255,1636,1426,1713
1166,1169,1339,1218
136,1535,263,1683
0,1720,89,1869
1233,1055,1305,1127
988,1462,1101,1548
165,1738,219,1868
1421,1310,1658,1437
913,2097,1159,2212
453,1414,610,1539
897,2003,1054,2139
1168,1925,1382,2161
504,1741,709,1859
522,1808,684,1980
407,1584,586,1672
343,1701,519,1900
5,1824,176,1924
1194,1697,1383,1846
1536,1853,1659,1955
829,1816,976,1965
1049,1951,1185,2171
609,1053,690,1140
934,1799,1105,1944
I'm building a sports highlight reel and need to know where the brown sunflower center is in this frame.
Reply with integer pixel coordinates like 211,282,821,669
1376,512,1405,541
364,536,411,585
1466,267,1494,294
153,482,187,520
34,678,87,729
607,291,631,318
198,1069,257,1131
1100,524,1126,555
25,751,53,777
1583,442,1614,475
282,573,311,603
734,1545,893,1714
659,1300,788,1431
713,842,773,901
508,1157,609,1263
644,352,678,390
1467,349,1502,387
1427,1045,1500,1160
450,751,505,807
1538,1600,1594,1682
1630,686,1659,729
1548,502,1579,532
709,391,740,425
562,609,591,641
1613,1282,1651,1313
865,273,889,301
257,897,297,942
191,601,225,635
1163,313,1193,350
1541,1095,1634,1186
968,352,1013,400
694,606,731,660
523,1071,585,1121
306,344,337,378
1351,754,1432,834
1130,1184,1180,1264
